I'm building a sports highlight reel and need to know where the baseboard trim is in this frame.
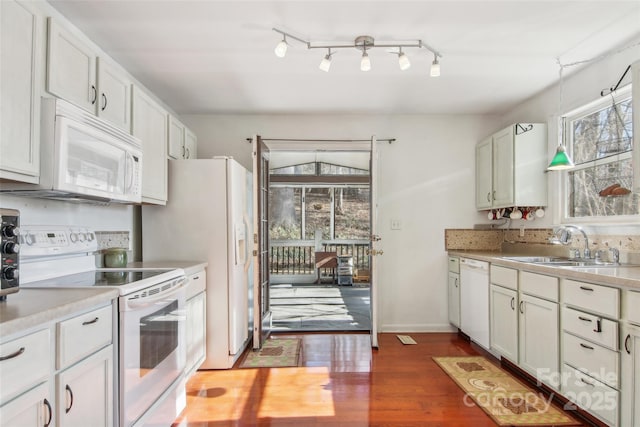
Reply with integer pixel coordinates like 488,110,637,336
380,323,457,333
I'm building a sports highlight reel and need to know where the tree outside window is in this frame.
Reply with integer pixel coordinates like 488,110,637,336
565,89,639,219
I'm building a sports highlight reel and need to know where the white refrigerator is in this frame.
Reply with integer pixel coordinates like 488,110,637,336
142,157,253,369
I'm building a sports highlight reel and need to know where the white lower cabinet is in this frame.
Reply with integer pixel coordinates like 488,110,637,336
0,382,52,427
489,284,518,362
448,271,460,328
0,302,114,427
518,292,559,389
621,322,640,427
56,345,113,427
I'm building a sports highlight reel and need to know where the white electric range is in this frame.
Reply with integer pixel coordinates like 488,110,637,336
20,225,187,427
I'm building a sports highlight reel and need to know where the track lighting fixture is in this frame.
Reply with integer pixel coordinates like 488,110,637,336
274,35,288,58
360,50,371,72
272,28,442,74
319,49,333,72
397,48,411,71
430,54,440,77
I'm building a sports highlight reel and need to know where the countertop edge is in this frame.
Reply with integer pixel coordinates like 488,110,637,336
1,288,119,339
448,250,640,290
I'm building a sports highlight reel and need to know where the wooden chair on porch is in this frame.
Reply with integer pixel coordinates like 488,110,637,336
314,251,337,284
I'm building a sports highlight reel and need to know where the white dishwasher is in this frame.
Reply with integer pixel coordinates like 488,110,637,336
459,258,490,350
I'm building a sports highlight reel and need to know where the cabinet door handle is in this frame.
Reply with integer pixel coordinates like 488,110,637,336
579,286,594,292
579,342,594,350
492,190,496,201
625,334,631,354
186,148,190,158
0,346,25,361
192,276,200,280
487,192,491,202
90,85,97,105
510,297,515,310
577,316,592,322
580,378,595,387
101,93,108,111
593,319,602,333
519,301,524,314
43,398,53,427
65,384,74,413
82,317,99,326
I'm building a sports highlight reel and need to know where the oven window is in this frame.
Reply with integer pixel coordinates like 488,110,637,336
139,300,179,377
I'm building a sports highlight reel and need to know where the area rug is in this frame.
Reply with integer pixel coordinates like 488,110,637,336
433,356,580,426
239,338,301,368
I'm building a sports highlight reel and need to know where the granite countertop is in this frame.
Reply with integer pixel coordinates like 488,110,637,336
126,261,208,276
448,250,640,290
0,287,119,339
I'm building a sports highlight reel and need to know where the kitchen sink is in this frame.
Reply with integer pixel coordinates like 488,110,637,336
501,256,622,267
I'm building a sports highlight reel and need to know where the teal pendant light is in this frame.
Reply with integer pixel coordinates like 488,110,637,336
547,145,574,170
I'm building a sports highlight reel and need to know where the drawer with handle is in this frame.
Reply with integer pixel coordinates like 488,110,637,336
562,363,619,427
57,304,113,369
562,306,618,350
562,332,619,389
0,328,51,404
490,265,517,290
562,279,619,319
448,257,459,274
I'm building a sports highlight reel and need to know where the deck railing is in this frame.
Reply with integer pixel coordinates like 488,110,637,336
270,239,370,275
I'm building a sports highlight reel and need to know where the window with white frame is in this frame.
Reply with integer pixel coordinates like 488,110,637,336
563,85,639,219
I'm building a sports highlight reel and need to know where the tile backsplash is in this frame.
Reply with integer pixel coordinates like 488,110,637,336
444,228,640,262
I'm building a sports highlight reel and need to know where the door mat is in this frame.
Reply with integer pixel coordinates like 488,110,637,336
239,338,301,368
433,356,580,426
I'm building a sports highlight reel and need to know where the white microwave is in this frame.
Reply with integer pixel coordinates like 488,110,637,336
1,98,142,204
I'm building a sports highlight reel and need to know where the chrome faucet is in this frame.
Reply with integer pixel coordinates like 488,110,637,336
552,225,591,259
609,247,620,264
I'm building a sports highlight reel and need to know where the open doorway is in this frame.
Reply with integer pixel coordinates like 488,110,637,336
267,153,372,332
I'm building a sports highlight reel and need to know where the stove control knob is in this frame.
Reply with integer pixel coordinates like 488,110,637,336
69,233,78,243
2,225,19,238
87,233,95,242
2,266,18,281
78,233,86,242
2,242,20,254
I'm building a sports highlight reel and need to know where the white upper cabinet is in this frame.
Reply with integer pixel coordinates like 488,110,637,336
168,116,185,159
132,86,168,205
475,123,547,210
184,127,197,159
46,18,131,132
0,0,42,183
96,58,131,131
168,115,197,159
475,138,493,209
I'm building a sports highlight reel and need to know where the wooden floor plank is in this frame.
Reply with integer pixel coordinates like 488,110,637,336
173,332,587,426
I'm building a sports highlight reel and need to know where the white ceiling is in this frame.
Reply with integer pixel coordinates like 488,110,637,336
48,1,640,116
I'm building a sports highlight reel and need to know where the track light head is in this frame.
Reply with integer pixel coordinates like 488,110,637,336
398,49,411,71
319,50,332,72
430,55,440,77
274,36,288,58
360,51,371,72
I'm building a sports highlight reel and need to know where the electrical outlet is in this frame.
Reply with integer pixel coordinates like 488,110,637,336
391,219,401,230
519,225,525,237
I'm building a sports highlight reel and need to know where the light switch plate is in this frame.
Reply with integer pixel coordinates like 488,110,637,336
391,219,401,230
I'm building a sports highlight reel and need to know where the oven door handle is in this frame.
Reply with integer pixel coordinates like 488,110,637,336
124,278,187,309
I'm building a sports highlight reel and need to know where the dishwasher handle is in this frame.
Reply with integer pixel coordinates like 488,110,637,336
460,258,489,271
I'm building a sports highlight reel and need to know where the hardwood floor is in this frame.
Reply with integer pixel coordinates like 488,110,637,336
173,333,586,426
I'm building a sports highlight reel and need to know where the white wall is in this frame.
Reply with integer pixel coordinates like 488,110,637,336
182,113,499,332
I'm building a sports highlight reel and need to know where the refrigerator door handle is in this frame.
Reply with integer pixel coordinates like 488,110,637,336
235,221,247,266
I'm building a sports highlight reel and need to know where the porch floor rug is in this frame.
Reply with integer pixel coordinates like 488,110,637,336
433,356,580,426
239,338,301,368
